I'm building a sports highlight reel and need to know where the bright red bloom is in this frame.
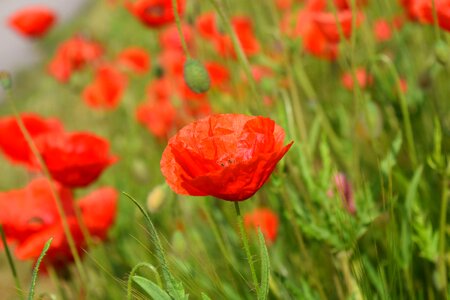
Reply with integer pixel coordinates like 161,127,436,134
0,178,117,268
116,47,151,74
161,114,293,201
126,0,186,28
341,68,373,90
8,6,56,38
48,35,103,82
82,64,128,110
39,132,117,188
244,208,279,243
0,113,63,170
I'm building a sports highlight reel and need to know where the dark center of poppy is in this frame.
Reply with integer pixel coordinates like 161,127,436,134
27,216,45,225
218,158,235,167
145,5,165,18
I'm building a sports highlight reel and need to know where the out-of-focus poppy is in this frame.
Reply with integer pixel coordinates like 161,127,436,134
48,36,103,82
312,10,364,43
373,19,393,42
160,114,293,201
82,64,128,110
126,0,186,28
0,178,117,268
116,47,151,74
0,113,63,170
341,68,373,90
39,132,117,188
159,23,193,51
205,62,230,89
48,35,103,83
136,100,177,139
8,6,56,38
196,13,260,58
244,208,279,244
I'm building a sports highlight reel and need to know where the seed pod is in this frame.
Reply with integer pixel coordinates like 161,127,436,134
183,58,210,94
0,71,12,91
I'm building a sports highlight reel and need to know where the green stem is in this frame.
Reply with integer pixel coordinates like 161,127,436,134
0,224,24,300
438,164,450,294
127,262,162,300
171,0,190,58
234,202,260,296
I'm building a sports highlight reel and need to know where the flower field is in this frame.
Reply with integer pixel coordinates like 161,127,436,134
0,0,449,299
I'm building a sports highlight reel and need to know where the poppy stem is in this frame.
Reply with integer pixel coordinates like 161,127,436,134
206,0,264,113
171,0,191,58
0,224,25,300
234,202,260,296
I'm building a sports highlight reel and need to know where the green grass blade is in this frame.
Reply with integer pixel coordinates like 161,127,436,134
28,238,53,300
132,276,172,300
258,229,270,300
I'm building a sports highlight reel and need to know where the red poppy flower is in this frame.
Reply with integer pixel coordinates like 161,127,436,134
82,64,128,110
159,23,193,51
160,114,293,201
0,113,64,170
0,178,117,268
312,10,364,43
136,100,177,139
116,47,151,74
39,132,117,188
205,62,230,89
8,6,56,38
341,68,373,90
126,0,186,28
244,208,279,243
0,178,73,244
196,13,260,58
48,35,103,83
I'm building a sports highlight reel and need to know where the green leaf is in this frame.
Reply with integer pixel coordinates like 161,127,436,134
405,165,423,220
133,276,172,300
28,238,53,300
258,229,270,300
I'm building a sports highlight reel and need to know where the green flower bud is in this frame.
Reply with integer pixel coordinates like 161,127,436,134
0,71,12,91
435,41,449,65
183,58,210,94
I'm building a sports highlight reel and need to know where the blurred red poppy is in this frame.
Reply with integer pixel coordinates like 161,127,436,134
116,47,151,74
48,35,103,82
313,10,364,43
39,132,117,188
8,6,56,38
82,64,128,110
136,99,177,139
196,13,260,58
341,68,373,90
160,114,293,201
126,0,186,28
0,178,117,268
159,23,193,51
0,113,63,170
244,208,279,243
373,19,393,42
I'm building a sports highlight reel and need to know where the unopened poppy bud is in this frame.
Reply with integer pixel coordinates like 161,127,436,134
435,41,449,65
146,184,167,213
0,71,12,91
183,58,210,94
